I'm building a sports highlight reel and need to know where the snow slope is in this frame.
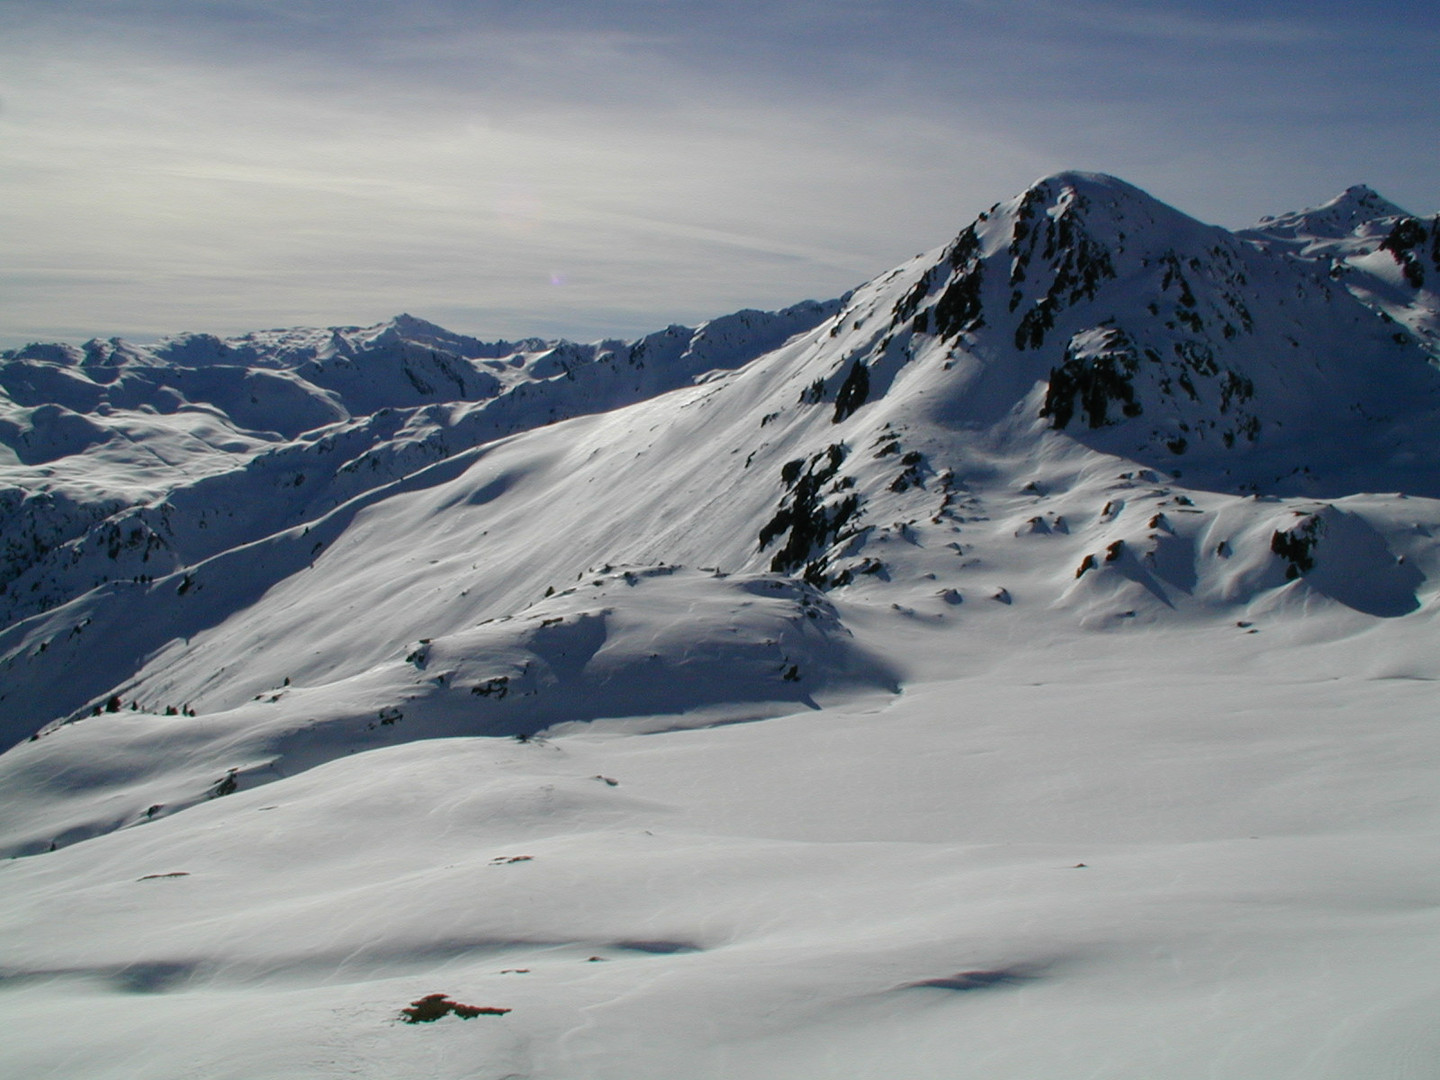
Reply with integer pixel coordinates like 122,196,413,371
2,172,1440,1079
0,302,836,627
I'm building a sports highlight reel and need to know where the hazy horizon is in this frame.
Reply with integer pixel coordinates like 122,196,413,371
3,0,1435,349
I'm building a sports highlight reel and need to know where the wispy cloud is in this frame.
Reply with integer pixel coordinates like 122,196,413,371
1,1,1435,347
1011,0,1337,45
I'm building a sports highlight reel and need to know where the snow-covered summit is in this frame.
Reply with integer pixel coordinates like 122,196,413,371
825,170,1439,488
1246,183,1410,245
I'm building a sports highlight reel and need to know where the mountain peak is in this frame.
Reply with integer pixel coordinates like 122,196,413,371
1025,170,1146,197
985,171,1223,257
366,313,516,355
1006,171,1178,223
388,312,451,336
1246,184,1411,246
859,169,1439,482
1314,183,1409,222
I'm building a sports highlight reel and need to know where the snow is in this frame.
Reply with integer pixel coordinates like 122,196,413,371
5,616,1440,1078
3,172,1440,1078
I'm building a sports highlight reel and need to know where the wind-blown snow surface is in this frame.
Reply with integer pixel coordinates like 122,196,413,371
3,173,1440,1078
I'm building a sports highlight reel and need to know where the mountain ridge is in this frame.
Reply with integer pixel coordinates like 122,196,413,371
3,170,1439,750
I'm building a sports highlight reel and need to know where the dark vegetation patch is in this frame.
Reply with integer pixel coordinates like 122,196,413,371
400,994,511,1023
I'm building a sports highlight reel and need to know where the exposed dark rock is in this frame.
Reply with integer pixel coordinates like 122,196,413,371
470,676,509,699
889,450,928,493
1009,186,1116,351
832,361,871,422
1271,515,1323,580
210,769,239,798
798,378,826,406
758,445,862,579
933,264,986,339
1041,331,1142,430
1381,217,1432,288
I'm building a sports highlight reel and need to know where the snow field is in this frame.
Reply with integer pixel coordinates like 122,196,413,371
4,610,1440,1078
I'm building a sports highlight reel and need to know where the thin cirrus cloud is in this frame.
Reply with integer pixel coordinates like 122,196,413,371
0,0,1435,349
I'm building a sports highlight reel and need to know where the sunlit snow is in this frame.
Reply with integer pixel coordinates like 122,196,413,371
2,172,1439,1079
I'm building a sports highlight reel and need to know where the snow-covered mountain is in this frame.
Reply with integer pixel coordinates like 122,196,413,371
3,173,1440,1080
1240,182,1440,357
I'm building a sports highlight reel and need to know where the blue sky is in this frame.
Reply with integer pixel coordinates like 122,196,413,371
1,0,1435,347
